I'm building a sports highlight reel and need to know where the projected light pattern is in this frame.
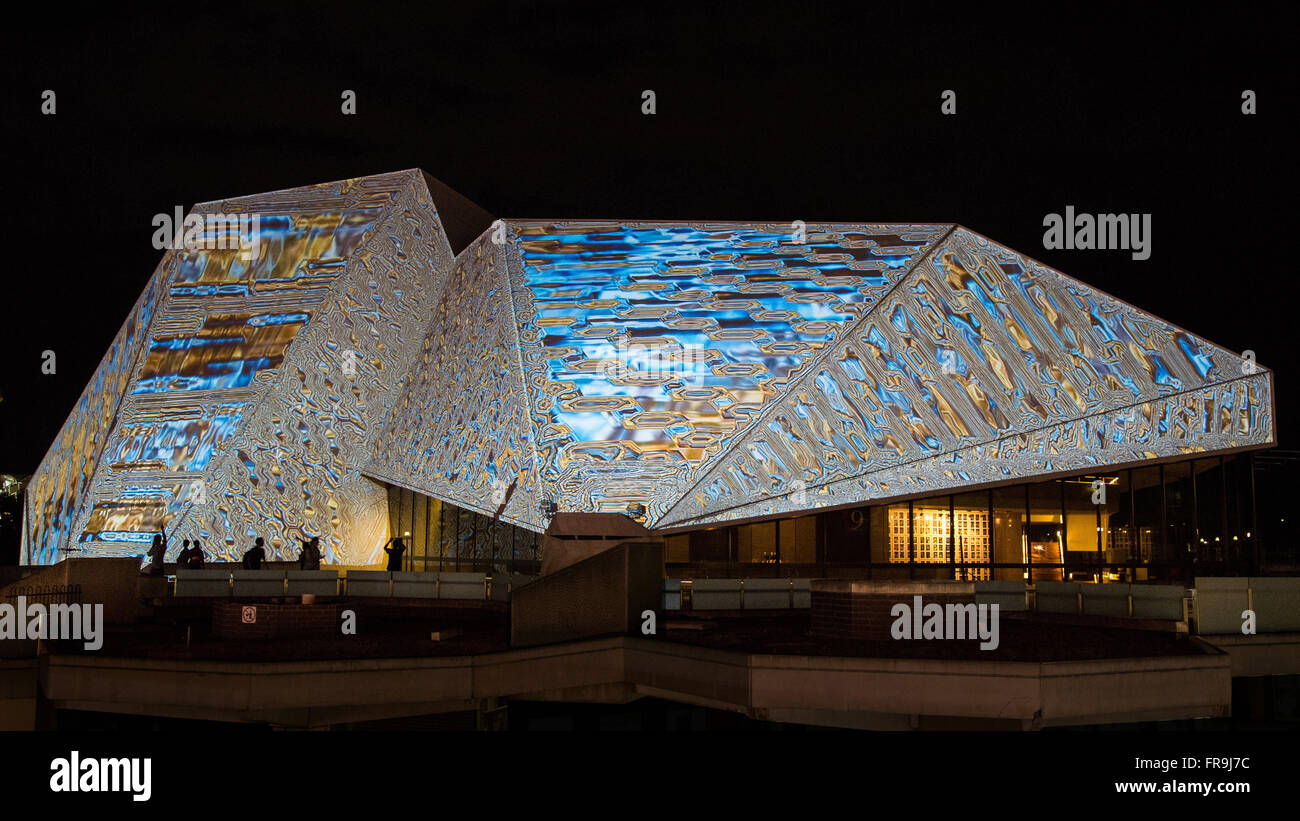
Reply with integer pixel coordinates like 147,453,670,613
25,172,468,563
153,172,460,563
134,312,311,392
658,228,1273,527
22,275,164,564
171,211,379,294
108,408,245,472
505,221,949,518
366,234,541,531
71,207,387,552
26,171,1276,566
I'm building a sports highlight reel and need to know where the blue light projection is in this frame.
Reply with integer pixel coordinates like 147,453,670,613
26,172,1276,564
505,221,949,518
658,228,1273,528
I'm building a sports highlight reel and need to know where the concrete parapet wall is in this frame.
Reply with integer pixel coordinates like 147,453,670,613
511,541,663,648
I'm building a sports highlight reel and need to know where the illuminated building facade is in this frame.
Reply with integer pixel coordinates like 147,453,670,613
23,171,1278,577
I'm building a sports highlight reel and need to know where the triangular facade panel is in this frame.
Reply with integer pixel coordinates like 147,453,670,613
656,227,1273,528
365,232,541,531
25,170,487,564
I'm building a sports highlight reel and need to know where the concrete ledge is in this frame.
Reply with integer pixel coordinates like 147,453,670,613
1199,632,1300,677
391,571,438,599
1083,583,1130,617
691,579,741,610
232,570,286,597
1194,577,1249,634
176,569,232,597
1250,578,1300,632
975,581,1028,612
286,571,339,598
1133,585,1185,620
811,580,976,596
38,634,1232,730
438,572,487,601
743,579,795,610
1035,582,1081,614
345,571,391,598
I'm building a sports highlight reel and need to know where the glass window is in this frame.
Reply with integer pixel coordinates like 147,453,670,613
1131,466,1163,578
953,490,990,580
689,528,729,564
1027,481,1064,581
1223,455,1250,572
911,499,952,580
872,503,909,579
737,521,777,564
1195,458,1225,564
665,534,690,564
1061,476,1098,582
822,507,869,564
474,511,492,566
456,506,474,567
1254,453,1299,570
1097,471,1130,582
1164,460,1194,571
779,516,817,566
991,485,1027,581
411,492,428,570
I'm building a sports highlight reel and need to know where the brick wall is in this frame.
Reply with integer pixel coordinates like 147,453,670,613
211,601,339,640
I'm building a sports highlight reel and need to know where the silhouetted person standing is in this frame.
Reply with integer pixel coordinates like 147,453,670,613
144,533,167,576
188,540,205,569
298,537,322,571
242,537,267,570
384,537,406,571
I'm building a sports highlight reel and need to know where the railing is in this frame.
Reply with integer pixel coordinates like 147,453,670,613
3,583,82,606
1192,577,1300,634
665,578,812,611
172,568,538,601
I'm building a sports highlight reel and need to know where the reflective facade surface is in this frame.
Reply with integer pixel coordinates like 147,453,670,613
25,171,470,564
24,171,1276,566
366,235,541,531
660,228,1273,528
504,221,949,523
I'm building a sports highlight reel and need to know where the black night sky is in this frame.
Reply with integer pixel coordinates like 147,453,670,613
3,2,1295,481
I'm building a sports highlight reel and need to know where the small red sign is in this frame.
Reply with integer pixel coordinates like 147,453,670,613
241,606,257,624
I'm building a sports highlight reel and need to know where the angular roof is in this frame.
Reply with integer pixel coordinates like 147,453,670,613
24,171,1275,563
